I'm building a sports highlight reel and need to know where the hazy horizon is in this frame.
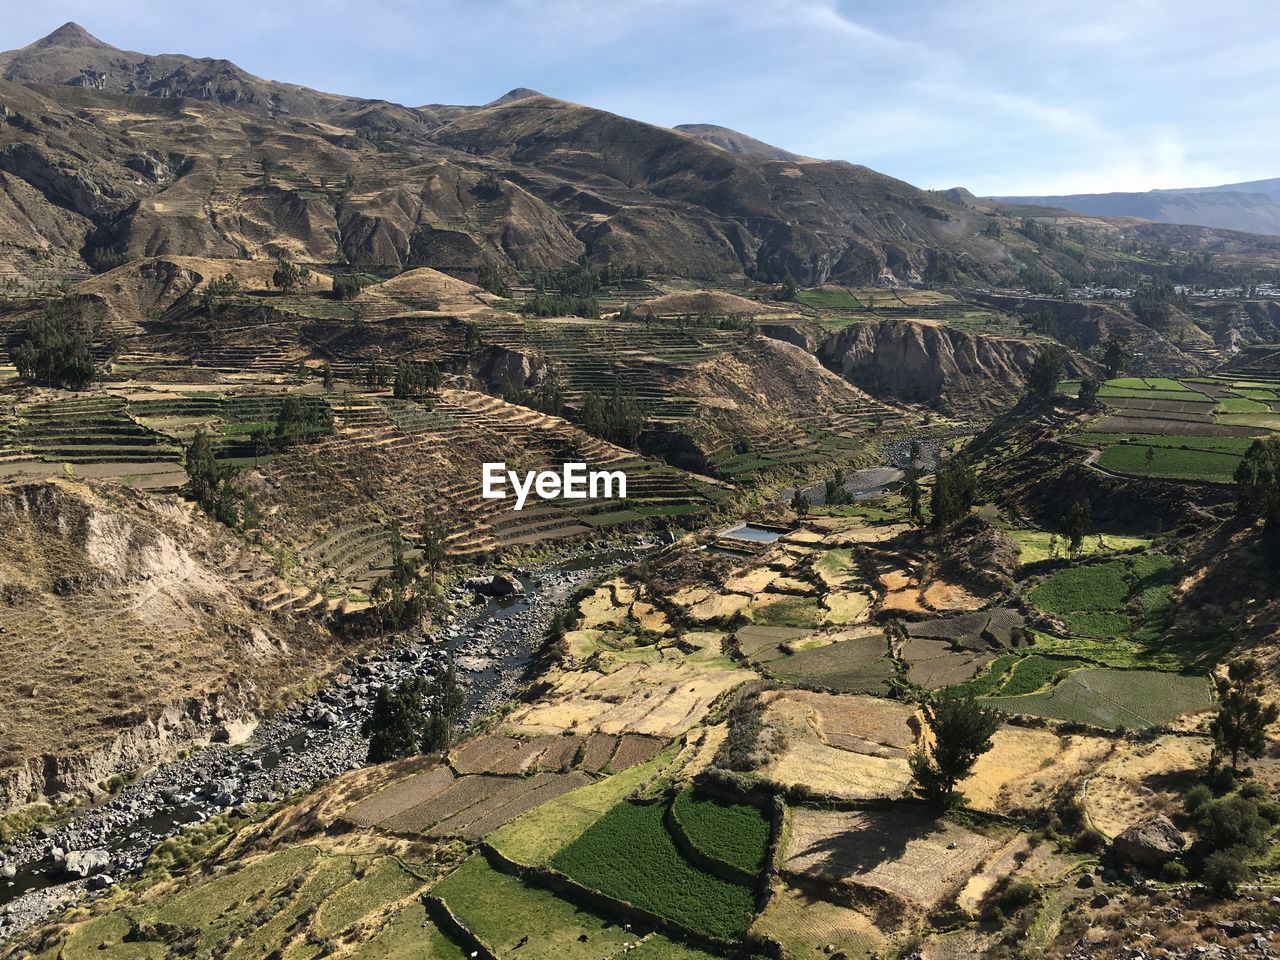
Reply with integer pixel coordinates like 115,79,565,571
2,0,1275,197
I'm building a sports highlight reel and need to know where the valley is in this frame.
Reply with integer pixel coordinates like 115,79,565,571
0,18,1279,960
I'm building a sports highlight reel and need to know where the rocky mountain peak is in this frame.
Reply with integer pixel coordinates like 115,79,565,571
32,22,110,50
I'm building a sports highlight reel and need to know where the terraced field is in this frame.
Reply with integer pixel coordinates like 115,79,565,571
982,667,1212,730
551,799,758,939
20,846,441,960
1063,374,1280,482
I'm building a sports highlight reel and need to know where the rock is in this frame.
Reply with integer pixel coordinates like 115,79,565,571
87,874,115,890
1112,815,1186,869
474,573,524,597
1075,873,1095,889
0,863,15,879
60,848,110,879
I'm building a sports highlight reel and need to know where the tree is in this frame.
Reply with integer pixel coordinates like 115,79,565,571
903,467,924,526
1024,346,1065,403
199,273,242,317
419,509,447,590
274,395,332,445
362,684,419,763
428,654,466,747
476,263,511,298
184,427,221,511
1210,659,1279,772
332,274,364,301
184,427,243,527
392,359,441,400
1078,377,1101,409
790,489,811,515
271,256,311,293
474,171,502,199
581,380,645,447
910,693,1001,808
1234,438,1280,518
1102,336,1128,379
12,298,95,390
930,457,976,533
1060,498,1092,558
778,273,798,302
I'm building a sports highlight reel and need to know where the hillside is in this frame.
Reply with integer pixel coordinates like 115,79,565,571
994,178,1280,236
1,24,1278,294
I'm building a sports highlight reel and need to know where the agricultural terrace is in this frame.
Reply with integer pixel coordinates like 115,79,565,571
551,799,758,939
343,733,667,839
795,287,1031,339
669,787,771,876
1061,374,1280,483
20,844,445,960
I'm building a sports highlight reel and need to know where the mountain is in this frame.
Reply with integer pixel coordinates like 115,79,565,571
0,21,432,132
1,24,1279,290
992,178,1280,236
0,24,1025,288
672,123,805,162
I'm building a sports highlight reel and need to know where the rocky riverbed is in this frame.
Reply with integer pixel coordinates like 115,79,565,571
0,538,656,942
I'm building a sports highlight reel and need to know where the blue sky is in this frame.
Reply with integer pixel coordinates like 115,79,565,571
3,1,1277,195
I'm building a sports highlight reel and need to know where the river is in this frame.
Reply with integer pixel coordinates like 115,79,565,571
0,540,654,941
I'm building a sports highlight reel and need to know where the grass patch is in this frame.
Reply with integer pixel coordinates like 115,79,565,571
433,855,637,960
1007,528,1151,565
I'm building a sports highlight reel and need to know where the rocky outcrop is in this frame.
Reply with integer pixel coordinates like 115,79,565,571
0,686,260,812
1112,814,1186,868
816,320,1073,413
937,514,1021,596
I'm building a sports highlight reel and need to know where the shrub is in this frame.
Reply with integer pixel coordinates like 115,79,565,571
1160,861,1189,883
332,274,365,300
1202,848,1249,897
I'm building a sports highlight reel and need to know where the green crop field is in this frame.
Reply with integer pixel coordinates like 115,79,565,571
1097,443,1244,483
1218,396,1271,414
997,655,1088,696
670,788,770,875
433,855,637,960
797,287,863,310
551,800,756,939
1029,561,1130,615
487,749,675,866
983,667,1212,730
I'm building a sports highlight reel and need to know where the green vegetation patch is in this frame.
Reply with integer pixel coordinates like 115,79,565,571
434,855,637,960
1097,443,1244,483
347,902,465,960
37,846,436,960
762,633,895,694
670,788,770,875
984,667,1212,730
551,800,756,939
797,287,863,310
1029,561,1130,615
487,748,675,866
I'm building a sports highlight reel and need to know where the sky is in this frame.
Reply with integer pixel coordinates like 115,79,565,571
1,0,1277,196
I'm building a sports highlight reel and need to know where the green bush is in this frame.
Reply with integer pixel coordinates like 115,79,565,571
1159,861,1189,883
1202,848,1250,897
